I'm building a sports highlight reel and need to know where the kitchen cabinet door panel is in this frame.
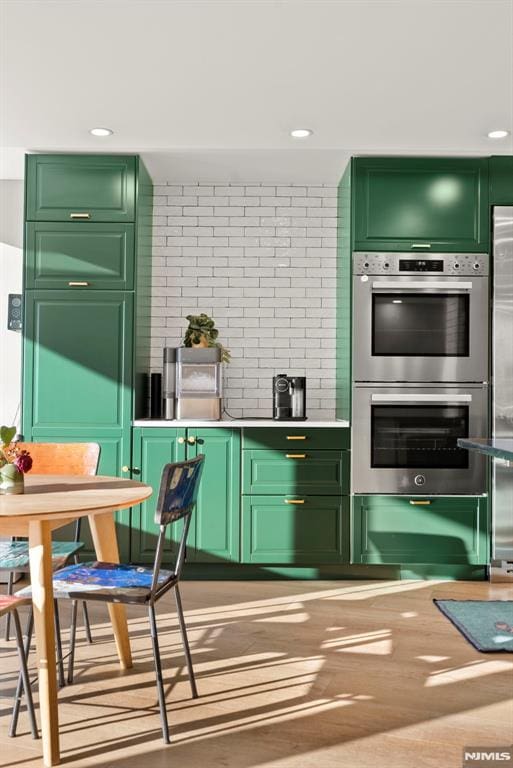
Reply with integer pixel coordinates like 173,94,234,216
242,495,348,564
243,450,349,495
26,155,136,222
25,223,134,290
23,291,133,432
352,495,489,565
353,157,489,252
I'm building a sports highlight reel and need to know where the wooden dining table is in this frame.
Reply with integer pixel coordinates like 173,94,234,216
0,474,153,767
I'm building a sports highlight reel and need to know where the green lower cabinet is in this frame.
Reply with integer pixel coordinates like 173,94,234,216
243,450,349,495
352,495,489,565
131,428,185,563
131,427,240,565
242,495,349,564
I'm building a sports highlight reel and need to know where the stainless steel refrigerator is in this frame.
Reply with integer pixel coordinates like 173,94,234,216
491,207,513,581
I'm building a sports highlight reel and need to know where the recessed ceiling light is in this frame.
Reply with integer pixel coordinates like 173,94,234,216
487,129,509,139
89,127,113,137
290,128,313,138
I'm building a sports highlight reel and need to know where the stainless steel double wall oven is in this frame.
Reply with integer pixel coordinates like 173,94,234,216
352,252,489,495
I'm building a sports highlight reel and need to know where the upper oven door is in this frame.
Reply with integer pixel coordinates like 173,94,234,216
353,267,489,384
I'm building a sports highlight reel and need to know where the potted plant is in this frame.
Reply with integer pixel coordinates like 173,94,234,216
0,426,32,494
183,313,231,363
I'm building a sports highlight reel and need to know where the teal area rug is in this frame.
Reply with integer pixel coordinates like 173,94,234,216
434,600,513,652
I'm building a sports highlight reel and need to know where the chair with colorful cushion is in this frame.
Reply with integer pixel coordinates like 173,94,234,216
1,442,100,680
0,595,38,739
19,455,205,744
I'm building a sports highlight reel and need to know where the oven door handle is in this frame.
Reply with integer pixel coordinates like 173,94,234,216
371,394,472,403
371,281,472,292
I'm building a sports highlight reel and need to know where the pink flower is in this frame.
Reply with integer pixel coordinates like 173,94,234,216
14,451,33,474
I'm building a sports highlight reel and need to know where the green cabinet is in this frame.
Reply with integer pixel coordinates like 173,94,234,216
242,496,348,564
26,155,136,222
242,450,349,495
25,222,135,290
489,156,513,204
352,495,489,565
352,157,489,252
131,427,240,565
23,291,133,433
241,427,351,565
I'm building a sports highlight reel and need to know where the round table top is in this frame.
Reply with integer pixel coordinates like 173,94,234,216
0,474,153,520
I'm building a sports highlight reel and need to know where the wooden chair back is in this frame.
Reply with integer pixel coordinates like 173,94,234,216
15,443,100,476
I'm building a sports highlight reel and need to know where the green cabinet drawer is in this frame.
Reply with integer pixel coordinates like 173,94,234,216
25,223,135,289
22,291,133,433
26,155,136,222
242,427,349,451
353,157,489,252
490,156,513,204
242,495,348,564
243,450,349,495
352,495,489,565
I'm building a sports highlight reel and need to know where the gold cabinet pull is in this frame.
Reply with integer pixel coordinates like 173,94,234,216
284,499,305,504
177,437,185,444
410,243,431,249
409,500,432,505
121,465,130,473
286,435,306,440
68,281,89,287
70,212,91,219
286,453,306,459
187,436,196,445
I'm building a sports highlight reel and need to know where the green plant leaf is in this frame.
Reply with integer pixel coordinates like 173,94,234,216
0,426,16,446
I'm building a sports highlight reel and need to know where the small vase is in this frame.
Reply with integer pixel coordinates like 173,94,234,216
0,467,24,495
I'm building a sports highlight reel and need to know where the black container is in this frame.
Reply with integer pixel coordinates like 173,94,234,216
150,372,163,419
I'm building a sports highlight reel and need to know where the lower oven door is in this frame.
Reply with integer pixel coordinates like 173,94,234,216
352,385,488,495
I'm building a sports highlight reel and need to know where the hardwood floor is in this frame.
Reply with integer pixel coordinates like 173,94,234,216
1,579,512,768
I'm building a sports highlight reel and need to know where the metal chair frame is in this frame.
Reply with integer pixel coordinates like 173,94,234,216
0,598,38,740
59,455,205,744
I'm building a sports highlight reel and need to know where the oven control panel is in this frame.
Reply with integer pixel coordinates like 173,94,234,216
353,252,489,276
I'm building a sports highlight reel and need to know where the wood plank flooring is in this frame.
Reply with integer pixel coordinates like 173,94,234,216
1,579,512,768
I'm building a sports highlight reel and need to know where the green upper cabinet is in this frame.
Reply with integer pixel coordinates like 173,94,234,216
489,156,513,204
22,290,133,433
25,222,135,290
26,155,136,222
352,495,489,565
352,157,489,252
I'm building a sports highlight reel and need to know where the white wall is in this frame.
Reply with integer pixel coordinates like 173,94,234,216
0,180,24,429
150,182,338,419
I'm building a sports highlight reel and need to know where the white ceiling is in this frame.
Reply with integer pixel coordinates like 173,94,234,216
1,0,512,183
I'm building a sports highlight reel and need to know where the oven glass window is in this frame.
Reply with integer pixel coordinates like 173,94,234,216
371,405,469,468
372,294,469,356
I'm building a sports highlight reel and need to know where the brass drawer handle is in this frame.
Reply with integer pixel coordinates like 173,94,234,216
68,281,90,287
410,243,431,249
70,212,91,219
284,499,305,504
286,435,306,440
409,500,431,505
286,453,306,459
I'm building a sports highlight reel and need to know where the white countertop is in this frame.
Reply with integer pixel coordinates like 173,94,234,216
133,418,350,428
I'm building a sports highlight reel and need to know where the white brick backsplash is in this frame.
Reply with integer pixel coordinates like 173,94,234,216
149,182,338,419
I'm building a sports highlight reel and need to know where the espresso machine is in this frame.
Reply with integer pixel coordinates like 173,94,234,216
273,375,307,420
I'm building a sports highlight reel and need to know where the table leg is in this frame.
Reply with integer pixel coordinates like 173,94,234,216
28,519,60,767
88,511,132,669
